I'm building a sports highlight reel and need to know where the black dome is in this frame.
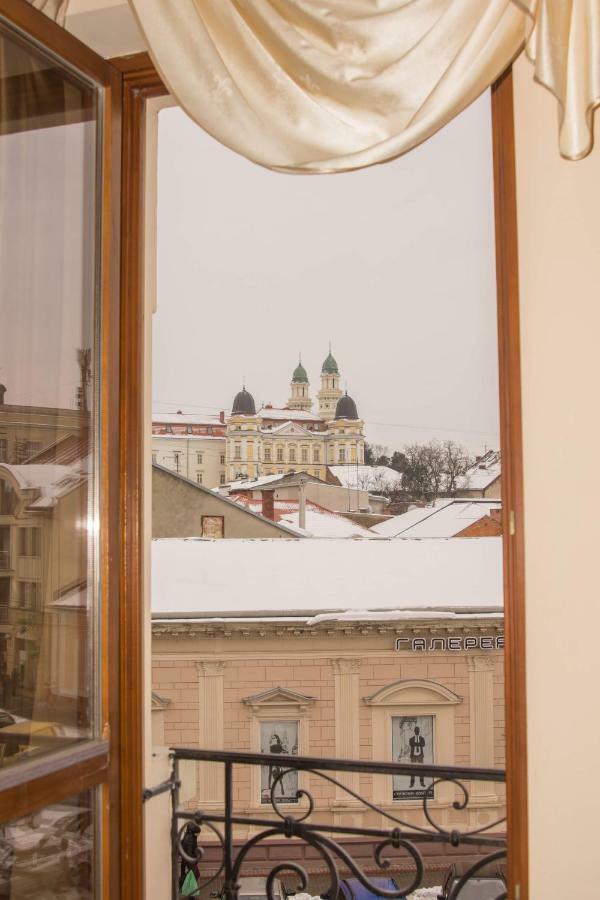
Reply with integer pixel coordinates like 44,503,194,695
232,387,256,416
335,392,358,420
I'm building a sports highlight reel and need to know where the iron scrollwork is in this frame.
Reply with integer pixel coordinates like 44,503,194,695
169,749,506,900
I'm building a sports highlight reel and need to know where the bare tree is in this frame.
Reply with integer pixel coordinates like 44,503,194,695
401,440,473,502
364,443,390,467
401,441,446,503
442,440,473,494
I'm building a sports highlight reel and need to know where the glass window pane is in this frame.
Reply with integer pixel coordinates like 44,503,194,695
0,23,100,766
0,790,96,897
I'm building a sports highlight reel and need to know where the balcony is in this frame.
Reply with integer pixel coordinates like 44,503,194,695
149,749,507,900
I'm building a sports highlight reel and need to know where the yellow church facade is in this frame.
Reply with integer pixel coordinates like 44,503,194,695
225,352,365,482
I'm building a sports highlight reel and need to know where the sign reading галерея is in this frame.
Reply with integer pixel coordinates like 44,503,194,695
395,635,504,652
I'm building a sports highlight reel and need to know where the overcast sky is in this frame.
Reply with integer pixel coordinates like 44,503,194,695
153,92,499,454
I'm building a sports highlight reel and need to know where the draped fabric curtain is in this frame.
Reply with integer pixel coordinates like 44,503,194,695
29,0,600,166
516,0,600,160
127,0,527,173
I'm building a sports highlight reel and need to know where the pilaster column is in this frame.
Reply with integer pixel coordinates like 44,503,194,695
467,656,495,799
196,660,226,804
332,658,361,799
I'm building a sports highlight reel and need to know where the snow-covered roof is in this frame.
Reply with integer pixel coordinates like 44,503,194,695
232,496,373,538
0,463,88,509
329,465,403,491
258,407,323,422
153,433,225,442
51,587,88,608
371,499,501,539
456,451,501,491
152,411,223,426
152,536,503,616
224,473,291,492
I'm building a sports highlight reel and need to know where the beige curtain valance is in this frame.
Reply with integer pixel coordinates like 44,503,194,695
127,0,526,173
30,0,600,167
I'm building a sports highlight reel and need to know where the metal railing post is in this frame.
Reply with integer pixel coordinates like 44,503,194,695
171,754,181,900
223,761,237,900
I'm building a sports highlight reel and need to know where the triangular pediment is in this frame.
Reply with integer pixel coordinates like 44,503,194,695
242,686,315,712
268,421,315,437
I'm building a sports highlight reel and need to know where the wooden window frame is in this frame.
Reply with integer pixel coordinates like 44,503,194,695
0,1,127,896
113,54,528,899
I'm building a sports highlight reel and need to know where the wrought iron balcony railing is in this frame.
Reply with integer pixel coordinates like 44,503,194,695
148,748,507,900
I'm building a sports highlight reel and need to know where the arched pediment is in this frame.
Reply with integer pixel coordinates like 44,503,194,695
363,679,461,707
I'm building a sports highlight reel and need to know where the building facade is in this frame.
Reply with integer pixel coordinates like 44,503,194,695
152,612,505,881
0,389,85,465
152,465,300,539
152,411,227,488
226,351,365,482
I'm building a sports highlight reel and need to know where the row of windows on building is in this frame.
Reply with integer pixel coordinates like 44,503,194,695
232,444,356,463
0,527,42,559
154,425,222,435
152,452,226,485
233,445,323,463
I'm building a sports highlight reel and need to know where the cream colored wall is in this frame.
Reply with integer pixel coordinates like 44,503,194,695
65,0,146,58
152,434,226,488
513,56,600,899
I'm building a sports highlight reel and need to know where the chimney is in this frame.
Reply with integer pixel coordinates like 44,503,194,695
219,410,225,424
298,475,307,530
261,490,275,521
0,385,6,405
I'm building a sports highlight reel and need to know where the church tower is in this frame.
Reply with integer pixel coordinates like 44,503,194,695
317,346,343,420
287,357,312,412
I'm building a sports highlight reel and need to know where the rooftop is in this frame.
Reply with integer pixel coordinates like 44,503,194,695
152,410,224,426
231,496,374,538
258,406,323,422
371,499,501,538
151,536,503,617
456,450,501,491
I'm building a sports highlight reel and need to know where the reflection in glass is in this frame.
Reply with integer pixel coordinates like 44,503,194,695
0,25,99,765
0,791,95,898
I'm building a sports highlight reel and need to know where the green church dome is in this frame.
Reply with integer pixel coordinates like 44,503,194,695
322,351,339,374
292,360,309,383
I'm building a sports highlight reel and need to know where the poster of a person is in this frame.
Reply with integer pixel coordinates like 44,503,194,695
392,716,435,800
260,721,299,804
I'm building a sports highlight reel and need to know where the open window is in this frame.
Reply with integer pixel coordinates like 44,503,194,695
133,54,525,900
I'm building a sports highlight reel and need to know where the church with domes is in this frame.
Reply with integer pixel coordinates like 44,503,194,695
225,349,365,482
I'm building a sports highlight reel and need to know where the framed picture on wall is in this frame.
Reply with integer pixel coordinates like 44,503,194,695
260,720,298,804
392,715,435,800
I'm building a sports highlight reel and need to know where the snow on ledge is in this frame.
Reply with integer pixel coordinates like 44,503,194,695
152,537,503,616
